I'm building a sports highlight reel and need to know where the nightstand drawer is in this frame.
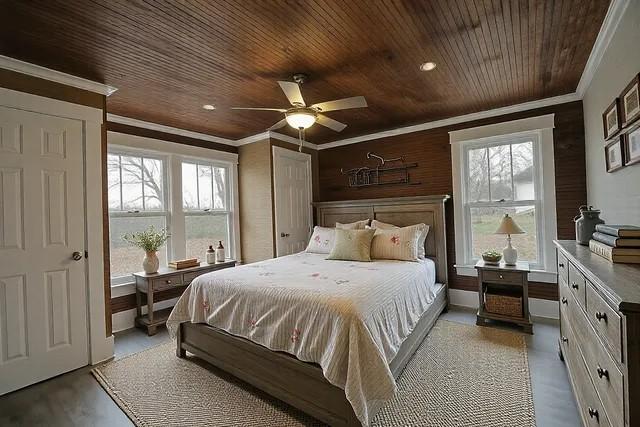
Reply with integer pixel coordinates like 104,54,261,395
568,262,587,309
482,270,523,285
150,273,183,291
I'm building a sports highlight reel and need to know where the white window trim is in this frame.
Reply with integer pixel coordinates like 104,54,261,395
450,114,558,283
107,131,241,288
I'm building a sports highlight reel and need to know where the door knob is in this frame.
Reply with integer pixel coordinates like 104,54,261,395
280,232,290,238
72,251,83,261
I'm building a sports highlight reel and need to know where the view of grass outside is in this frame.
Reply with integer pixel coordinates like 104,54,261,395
185,215,229,260
470,207,538,262
109,216,168,278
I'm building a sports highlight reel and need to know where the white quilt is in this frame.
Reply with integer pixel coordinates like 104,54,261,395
166,252,440,426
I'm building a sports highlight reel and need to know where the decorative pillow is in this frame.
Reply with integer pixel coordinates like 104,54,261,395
371,220,430,258
306,226,336,254
327,228,376,262
336,219,370,230
370,224,427,261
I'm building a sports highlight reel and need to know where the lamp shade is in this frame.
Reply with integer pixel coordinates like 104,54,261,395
495,214,525,235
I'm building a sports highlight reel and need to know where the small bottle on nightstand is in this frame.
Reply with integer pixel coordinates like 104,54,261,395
215,241,225,263
206,245,216,264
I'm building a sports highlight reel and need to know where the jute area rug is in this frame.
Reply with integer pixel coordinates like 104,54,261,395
93,320,535,426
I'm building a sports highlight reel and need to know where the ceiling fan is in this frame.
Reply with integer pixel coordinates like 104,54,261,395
232,73,368,151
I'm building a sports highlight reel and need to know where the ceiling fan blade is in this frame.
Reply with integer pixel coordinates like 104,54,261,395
317,114,347,132
231,107,287,112
267,118,288,131
278,81,306,106
311,96,367,112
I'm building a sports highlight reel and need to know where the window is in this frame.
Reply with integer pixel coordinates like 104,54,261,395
181,161,232,260
450,114,558,279
108,152,170,283
107,145,237,285
463,136,542,267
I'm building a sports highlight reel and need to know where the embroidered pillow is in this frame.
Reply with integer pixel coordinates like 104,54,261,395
336,219,370,230
306,226,336,254
371,220,430,258
370,224,427,261
327,228,376,262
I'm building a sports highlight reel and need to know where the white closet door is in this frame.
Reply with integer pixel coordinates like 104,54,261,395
0,106,88,395
272,146,312,257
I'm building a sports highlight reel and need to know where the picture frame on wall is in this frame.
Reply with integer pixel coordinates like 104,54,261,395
602,99,621,140
620,74,640,128
605,136,625,173
623,121,640,166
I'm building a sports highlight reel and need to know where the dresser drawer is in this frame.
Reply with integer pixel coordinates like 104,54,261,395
568,262,587,309
481,270,523,285
558,251,569,285
150,273,183,291
561,317,613,427
586,284,623,363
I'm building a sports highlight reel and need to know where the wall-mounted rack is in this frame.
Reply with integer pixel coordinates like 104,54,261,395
340,152,420,188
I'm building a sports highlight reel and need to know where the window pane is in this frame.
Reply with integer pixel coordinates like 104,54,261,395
142,157,164,210
121,156,143,211
470,206,538,263
198,165,213,210
107,154,121,210
185,215,229,260
182,162,198,210
467,147,489,202
488,145,512,201
213,167,226,209
109,216,168,278
512,141,535,201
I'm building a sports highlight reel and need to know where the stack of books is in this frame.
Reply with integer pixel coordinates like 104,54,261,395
168,258,199,269
589,225,640,264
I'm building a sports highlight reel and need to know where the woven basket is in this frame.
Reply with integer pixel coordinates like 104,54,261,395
486,292,522,317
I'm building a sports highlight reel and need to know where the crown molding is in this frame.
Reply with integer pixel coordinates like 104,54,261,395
576,0,630,97
317,92,579,150
0,55,118,96
235,131,270,146
270,131,319,150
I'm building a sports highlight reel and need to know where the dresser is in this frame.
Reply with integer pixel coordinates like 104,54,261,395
555,240,640,427
133,260,236,335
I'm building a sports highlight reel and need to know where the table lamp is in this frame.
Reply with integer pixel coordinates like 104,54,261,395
495,214,525,265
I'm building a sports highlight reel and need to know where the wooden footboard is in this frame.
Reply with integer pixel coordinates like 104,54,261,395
176,285,447,426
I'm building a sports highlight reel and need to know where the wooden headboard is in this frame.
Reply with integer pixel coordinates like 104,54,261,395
313,195,450,286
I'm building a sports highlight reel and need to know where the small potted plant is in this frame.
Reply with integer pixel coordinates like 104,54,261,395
481,250,502,265
122,226,170,274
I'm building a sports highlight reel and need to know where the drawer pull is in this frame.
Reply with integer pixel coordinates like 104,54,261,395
595,311,607,322
166,280,172,284
561,336,568,343
561,297,568,305
588,407,599,420
499,274,504,279
571,282,579,290
596,366,609,380
559,262,565,268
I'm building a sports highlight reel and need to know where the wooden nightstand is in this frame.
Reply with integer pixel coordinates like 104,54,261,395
133,260,236,335
475,260,533,334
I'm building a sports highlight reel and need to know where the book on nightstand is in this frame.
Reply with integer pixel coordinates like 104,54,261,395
589,239,640,263
168,258,199,269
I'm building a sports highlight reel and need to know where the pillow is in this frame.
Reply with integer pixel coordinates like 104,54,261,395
370,224,427,261
336,219,370,230
306,226,336,254
371,220,430,258
327,228,376,262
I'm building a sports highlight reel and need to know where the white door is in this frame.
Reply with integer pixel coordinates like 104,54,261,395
0,106,88,394
273,146,312,256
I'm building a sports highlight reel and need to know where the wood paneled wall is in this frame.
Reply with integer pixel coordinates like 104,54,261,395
318,101,587,301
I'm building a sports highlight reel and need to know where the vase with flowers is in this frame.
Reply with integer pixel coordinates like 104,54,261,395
122,226,170,274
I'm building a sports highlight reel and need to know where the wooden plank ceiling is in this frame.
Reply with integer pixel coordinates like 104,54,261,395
1,0,609,144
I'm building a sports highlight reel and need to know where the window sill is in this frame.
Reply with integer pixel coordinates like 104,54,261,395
455,265,557,284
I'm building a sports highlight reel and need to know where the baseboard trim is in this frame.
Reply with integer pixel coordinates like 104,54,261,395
449,288,559,320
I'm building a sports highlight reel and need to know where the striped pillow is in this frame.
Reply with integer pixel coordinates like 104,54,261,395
327,228,376,262
336,219,370,230
370,224,427,261
371,220,430,258
306,226,335,254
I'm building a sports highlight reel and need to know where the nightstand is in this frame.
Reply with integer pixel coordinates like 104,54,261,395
133,260,236,335
475,260,533,334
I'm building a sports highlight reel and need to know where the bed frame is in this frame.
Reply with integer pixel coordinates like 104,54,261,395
177,195,450,426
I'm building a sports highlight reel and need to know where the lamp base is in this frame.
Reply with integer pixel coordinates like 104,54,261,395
503,235,518,265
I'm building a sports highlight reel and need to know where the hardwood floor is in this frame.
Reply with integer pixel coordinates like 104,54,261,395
0,307,579,426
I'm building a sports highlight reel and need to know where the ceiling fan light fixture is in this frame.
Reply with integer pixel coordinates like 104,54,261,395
285,108,317,129
420,62,437,71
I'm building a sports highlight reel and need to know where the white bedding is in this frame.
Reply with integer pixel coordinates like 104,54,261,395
166,252,440,426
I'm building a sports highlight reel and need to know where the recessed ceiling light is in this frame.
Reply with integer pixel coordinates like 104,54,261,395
420,62,437,71
202,104,216,110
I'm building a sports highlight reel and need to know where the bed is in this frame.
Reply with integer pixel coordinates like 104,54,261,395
168,195,450,426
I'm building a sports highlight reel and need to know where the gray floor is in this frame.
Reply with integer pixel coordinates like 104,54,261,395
0,307,580,427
